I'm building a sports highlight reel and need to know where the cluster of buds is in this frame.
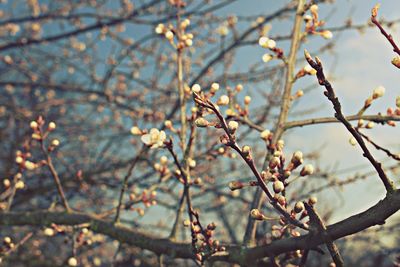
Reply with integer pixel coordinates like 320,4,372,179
154,18,194,49
129,189,157,211
0,236,14,253
258,36,284,63
153,155,171,176
74,227,93,247
185,211,225,263
30,117,60,152
304,4,333,40
15,150,39,172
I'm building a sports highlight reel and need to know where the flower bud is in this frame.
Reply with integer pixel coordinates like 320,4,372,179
207,222,217,230
372,86,385,99
242,145,251,155
300,164,314,176
130,126,142,135
165,31,174,40
68,257,78,267
366,121,375,129
195,117,209,127
396,96,400,108
183,219,190,227
262,53,273,63
210,82,219,93
229,181,243,191
30,121,38,129
291,151,303,165
349,137,357,146
273,180,284,193
321,30,333,39
250,209,264,220
228,120,239,132
309,196,318,205
155,24,165,34
48,122,56,130
185,39,193,47
258,36,269,47
244,95,251,105
188,158,196,168
191,84,201,93
269,157,280,169
260,129,271,141
304,64,317,75
217,95,229,105
391,56,400,68
294,201,305,213
51,139,60,147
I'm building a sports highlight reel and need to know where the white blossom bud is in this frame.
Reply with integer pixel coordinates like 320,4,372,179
260,129,271,141
262,53,273,63
30,121,38,129
349,137,357,146
191,84,201,93
195,117,209,127
294,201,305,213
210,82,220,93
218,95,230,105
300,164,314,176
273,180,284,193
228,120,239,132
321,30,333,39
372,86,385,99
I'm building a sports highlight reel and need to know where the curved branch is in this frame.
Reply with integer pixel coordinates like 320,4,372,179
0,190,398,264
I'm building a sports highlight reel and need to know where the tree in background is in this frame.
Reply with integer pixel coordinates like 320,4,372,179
0,0,399,266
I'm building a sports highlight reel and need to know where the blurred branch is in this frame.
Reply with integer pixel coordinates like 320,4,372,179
0,190,398,264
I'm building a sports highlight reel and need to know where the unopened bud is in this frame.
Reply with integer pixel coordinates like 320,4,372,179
273,180,285,193
242,145,251,155
300,164,314,176
228,120,239,132
130,126,141,135
372,86,385,99
366,121,375,129
195,117,209,127
191,84,201,93
291,151,303,165
250,209,264,220
392,56,400,68
165,31,174,40
321,30,332,39
217,95,230,105
269,157,280,169
260,129,271,141
210,82,220,93
309,196,318,205
294,201,305,213
229,181,243,191
349,137,357,146
244,95,251,105
30,121,38,129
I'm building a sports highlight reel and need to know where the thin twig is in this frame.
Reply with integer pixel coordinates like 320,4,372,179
304,50,396,193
